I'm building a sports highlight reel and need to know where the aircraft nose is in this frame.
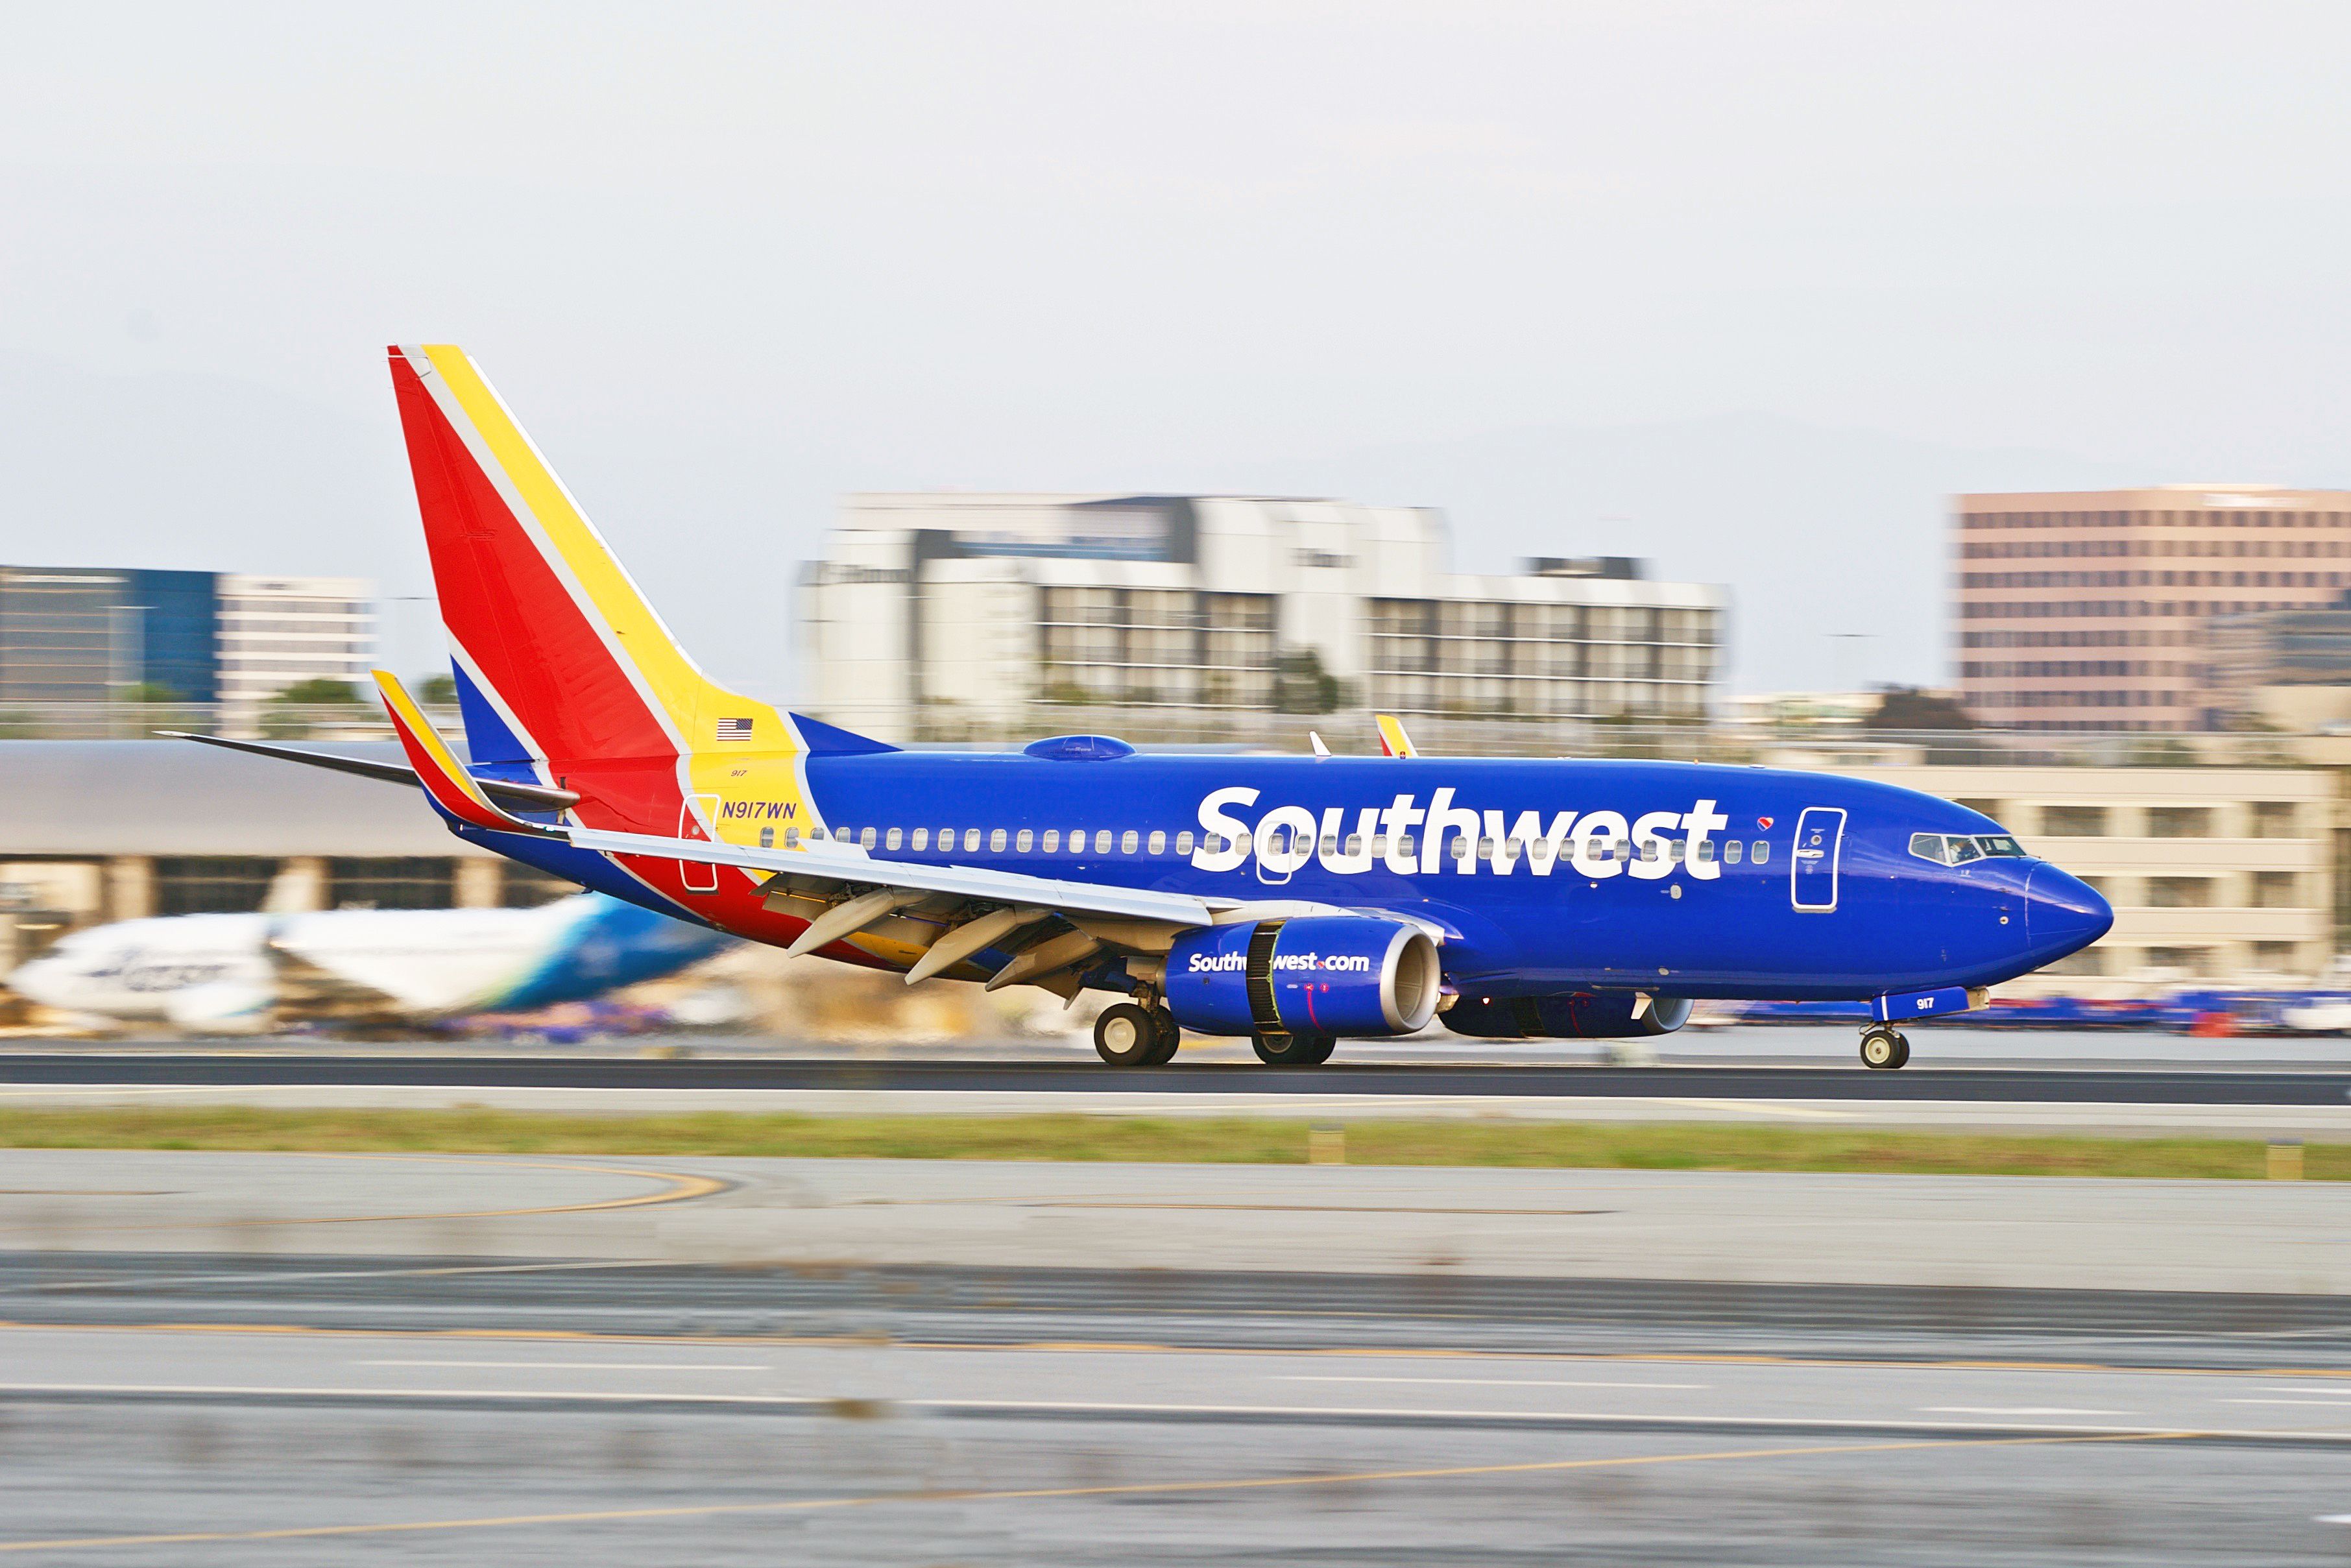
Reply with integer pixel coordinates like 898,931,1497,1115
2025,863,2113,963
6,959,64,1008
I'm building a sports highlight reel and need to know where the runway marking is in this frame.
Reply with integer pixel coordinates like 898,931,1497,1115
53,1152,728,1229
1920,1406,2129,1417
1277,1375,1709,1389
0,1430,2198,1556
357,1359,771,1371
1,1318,2348,1384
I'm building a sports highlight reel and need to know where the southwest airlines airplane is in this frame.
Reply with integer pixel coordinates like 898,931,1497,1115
180,345,2114,1071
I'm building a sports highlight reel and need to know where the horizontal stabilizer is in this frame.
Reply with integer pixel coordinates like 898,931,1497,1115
160,731,579,810
373,671,557,836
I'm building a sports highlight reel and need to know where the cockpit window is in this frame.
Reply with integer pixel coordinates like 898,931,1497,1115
1910,832,2025,865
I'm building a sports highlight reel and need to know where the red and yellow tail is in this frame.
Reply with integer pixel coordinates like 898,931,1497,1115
388,344,793,771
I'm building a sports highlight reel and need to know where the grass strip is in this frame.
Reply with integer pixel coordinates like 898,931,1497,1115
0,1106,2341,1179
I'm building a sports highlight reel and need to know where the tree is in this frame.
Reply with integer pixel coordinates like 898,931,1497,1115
271,677,366,706
1866,686,1976,731
416,673,458,705
260,677,366,738
1273,648,1347,715
119,681,182,703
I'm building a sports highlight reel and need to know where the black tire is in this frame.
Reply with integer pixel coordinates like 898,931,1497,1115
1094,1003,1159,1066
1859,1027,1900,1070
1252,1031,1332,1067
1887,1032,1911,1070
1141,1009,1181,1066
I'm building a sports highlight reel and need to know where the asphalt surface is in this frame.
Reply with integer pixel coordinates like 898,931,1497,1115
2,1252,2348,1563
2,1150,2348,1560
5,1050,2348,1104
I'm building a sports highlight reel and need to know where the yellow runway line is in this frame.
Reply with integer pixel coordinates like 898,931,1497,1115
0,1431,2195,1555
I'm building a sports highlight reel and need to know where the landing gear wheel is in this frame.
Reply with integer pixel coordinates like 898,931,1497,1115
1094,1003,1160,1067
1140,1008,1181,1066
1252,1031,1334,1067
1859,1026,1910,1070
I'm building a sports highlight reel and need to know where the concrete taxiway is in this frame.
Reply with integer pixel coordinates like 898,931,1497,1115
0,1150,2346,1561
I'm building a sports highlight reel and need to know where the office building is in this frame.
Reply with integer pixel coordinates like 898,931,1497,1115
1954,485,2351,731
799,494,1726,739
215,574,375,721
0,566,220,705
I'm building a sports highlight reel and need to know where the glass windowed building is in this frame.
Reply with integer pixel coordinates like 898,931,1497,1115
800,494,1726,739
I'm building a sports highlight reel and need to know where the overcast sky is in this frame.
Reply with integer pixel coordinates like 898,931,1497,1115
3,3,2345,699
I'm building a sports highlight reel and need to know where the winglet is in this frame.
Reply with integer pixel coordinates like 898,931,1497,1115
1374,714,1418,758
1309,730,1331,758
372,670,552,836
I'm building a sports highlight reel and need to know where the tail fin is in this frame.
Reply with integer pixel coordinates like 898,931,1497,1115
387,344,786,768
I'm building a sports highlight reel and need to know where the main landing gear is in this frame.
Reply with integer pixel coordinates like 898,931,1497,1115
1859,1024,1911,1070
1251,1031,1335,1067
1094,1002,1180,1067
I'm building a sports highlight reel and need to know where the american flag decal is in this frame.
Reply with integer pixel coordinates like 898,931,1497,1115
716,717,754,741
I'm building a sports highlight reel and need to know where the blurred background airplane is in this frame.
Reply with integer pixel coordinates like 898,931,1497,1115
7,892,732,1035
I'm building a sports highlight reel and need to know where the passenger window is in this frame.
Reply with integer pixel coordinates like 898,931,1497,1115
1639,839,1658,862
963,828,980,852
885,827,902,850
1667,839,1685,862
1451,837,1471,861
1345,834,1362,856
1148,830,1166,855
1176,830,1194,855
1751,840,1770,864
939,826,954,847
1017,828,1033,852
784,826,801,849
1693,839,1713,863
1043,828,1060,852
860,827,877,849
990,828,1008,852
1321,833,1340,855
1096,830,1112,854
1722,839,1741,864
910,827,928,850
1399,834,1417,858
1120,830,1140,854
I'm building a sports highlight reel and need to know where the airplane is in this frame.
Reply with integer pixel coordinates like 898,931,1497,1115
7,893,734,1034
176,343,2114,1071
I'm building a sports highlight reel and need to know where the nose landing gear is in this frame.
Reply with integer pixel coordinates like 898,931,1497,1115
1859,1025,1911,1070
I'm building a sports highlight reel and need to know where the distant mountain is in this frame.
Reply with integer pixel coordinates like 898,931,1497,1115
1240,412,2147,693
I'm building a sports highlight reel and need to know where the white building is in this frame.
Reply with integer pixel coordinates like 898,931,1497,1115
215,574,375,725
799,494,1726,740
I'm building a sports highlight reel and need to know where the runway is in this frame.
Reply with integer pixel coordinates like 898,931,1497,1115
1,1150,2346,1560
4,1050,2348,1104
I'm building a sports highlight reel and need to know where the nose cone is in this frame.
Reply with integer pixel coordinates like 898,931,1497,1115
6,959,66,1009
2025,864,2114,968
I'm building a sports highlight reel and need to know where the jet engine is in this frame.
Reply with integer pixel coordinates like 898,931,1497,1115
1440,991,1692,1041
1163,917,1440,1038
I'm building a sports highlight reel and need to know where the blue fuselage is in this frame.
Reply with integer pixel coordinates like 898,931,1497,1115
787,751,2112,1002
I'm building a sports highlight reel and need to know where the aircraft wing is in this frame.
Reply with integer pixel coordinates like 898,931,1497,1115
567,825,1219,927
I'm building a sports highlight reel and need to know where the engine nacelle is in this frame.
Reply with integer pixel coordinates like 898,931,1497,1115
1441,991,1692,1041
1164,917,1440,1038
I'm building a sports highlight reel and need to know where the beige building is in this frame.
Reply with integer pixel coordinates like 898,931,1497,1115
800,494,1726,740
217,573,375,729
1955,485,2351,732
1844,764,2335,993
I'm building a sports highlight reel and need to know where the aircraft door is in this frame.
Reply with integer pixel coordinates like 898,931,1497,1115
1790,806,1845,913
678,795,721,893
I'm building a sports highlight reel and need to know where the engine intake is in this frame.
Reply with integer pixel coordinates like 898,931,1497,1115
1164,917,1440,1038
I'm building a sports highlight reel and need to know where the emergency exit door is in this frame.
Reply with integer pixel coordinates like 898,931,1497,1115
1790,806,1845,913
679,796,721,893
